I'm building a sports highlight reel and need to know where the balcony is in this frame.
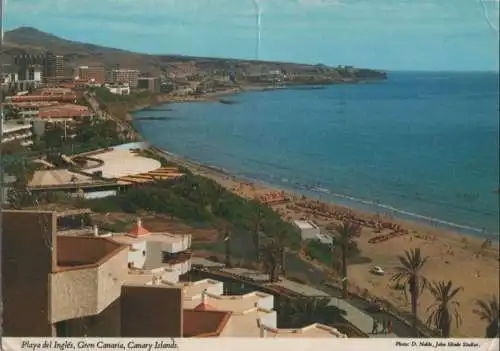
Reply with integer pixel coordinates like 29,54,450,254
49,236,128,323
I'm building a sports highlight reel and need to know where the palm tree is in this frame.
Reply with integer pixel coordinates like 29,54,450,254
278,297,346,328
425,280,463,337
275,229,288,275
332,221,361,297
224,229,232,268
253,205,262,265
261,239,281,282
473,296,499,338
391,248,429,336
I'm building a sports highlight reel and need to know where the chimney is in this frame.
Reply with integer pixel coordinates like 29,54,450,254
93,225,99,237
137,217,142,228
202,289,208,304
257,319,266,338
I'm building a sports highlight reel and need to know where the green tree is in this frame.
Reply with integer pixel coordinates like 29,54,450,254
275,228,289,275
261,239,281,282
426,280,463,337
391,248,429,336
332,221,361,297
473,296,499,338
43,124,66,149
278,297,346,328
5,158,37,209
221,224,233,268
253,203,262,265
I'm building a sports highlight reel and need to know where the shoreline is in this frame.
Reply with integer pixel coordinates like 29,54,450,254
152,147,498,246
130,86,499,241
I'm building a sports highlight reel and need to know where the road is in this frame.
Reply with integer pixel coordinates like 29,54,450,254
284,252,416,337
84,93,137,138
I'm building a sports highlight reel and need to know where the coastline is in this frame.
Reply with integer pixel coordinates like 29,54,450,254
148,146,499,337
151,146,498,247
114,84,497,337
130,86,499,241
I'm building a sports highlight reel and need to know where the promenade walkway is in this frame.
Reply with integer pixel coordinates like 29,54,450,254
220,267,398,337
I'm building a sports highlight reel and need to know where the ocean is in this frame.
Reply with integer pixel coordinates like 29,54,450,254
133,72,500,238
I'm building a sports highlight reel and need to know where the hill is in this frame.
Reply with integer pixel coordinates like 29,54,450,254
3,27,387,81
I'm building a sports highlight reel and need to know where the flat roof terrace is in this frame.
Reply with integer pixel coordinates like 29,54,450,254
219,308,277,337
29,169,95,188
56,235,126,271
111,232,190,246
184,291,272,313
81,149,161,179
293,220,318,230
158,279,223,299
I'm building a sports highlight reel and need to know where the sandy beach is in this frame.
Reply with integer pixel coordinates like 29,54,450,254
153,147,499,337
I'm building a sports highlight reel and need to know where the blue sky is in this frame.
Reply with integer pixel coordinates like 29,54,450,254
4,0,500,71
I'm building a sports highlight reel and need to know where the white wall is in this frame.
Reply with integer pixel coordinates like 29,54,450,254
168,259,191,275
154,235,191,254
300,227,321,241
34,71,42,82
128,241,147,269
257,294,274,311
261,311,277,329
107,86,130,95
206,281,224,296
161,270,180,284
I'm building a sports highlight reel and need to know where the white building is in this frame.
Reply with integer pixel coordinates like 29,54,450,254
2,122,33,146
110,218,192,276
93,218,345,338
104,83,131,95
294,220,321,240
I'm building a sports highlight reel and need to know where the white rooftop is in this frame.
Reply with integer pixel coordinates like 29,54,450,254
184,291,271,313
111,232,190,246
29,169,94,187
162,279,223,299
293,220,317,230
219,308,277,337
3,122,32,134
81,149,161,179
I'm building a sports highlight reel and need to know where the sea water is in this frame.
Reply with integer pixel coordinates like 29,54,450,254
134,72,500,237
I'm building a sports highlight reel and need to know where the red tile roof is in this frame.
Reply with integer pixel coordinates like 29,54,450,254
128,218,151,237
193,302,217,311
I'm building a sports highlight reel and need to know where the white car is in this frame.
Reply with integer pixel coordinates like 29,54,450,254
371,265,385,276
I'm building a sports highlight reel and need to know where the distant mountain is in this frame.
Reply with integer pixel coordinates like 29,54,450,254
2,27,387,81
3,27,163,73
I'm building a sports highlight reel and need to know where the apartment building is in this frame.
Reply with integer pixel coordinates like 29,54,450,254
76,65,105,85
38,104,92,120
3,101,59,119
137,77,161,93
109,69,140,88
1,210,186,337
6,93,77,104
13,54,45,82
44,52,65,81
104,83,131,95
2,122,33,146
2,210,347,338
